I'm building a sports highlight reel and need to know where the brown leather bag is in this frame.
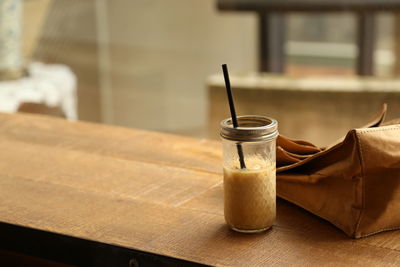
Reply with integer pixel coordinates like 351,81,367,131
277,104,400,238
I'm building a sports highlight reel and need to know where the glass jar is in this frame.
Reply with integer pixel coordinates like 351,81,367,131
220,115,278,233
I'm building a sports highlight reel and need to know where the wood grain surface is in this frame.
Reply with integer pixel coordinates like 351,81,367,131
1,113,400,266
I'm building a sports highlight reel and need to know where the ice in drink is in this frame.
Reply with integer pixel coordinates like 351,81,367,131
224,157,276,232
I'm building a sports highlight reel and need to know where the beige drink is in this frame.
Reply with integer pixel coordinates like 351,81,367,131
224,157,276,232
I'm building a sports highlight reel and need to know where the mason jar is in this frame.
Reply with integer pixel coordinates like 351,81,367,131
220,115,278,233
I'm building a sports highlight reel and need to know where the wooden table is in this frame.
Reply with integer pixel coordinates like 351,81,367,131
1,113,400,266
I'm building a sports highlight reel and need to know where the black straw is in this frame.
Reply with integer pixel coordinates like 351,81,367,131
222,64,246,169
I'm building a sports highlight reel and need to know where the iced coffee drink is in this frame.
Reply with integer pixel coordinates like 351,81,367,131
224,157,276,232
220,115,278,233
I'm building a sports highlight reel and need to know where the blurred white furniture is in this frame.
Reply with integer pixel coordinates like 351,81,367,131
0,62,77,120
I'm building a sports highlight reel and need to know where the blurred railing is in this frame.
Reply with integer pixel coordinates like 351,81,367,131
217,0,400,76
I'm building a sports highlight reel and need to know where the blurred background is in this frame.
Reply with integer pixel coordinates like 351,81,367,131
1,0,400,146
